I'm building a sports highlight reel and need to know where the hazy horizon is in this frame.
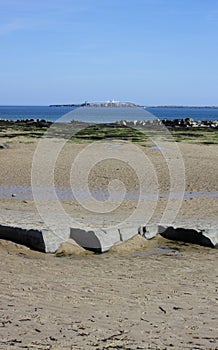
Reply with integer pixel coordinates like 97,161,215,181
0,100,218,108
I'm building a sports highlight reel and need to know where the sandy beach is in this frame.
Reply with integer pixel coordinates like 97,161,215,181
0,137,218,349
1,0,218,347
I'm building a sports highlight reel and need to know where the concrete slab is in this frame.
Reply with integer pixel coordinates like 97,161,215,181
0,223,70,253
70,226,141,252
140,223,218,248
0,224,46,252
158,225,218,248
0,209,217,252
70,227,121,252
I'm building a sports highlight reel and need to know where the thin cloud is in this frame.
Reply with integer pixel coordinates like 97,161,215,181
0,20,24,35
0,17,57,36
0,1,91,36
0,0,90,16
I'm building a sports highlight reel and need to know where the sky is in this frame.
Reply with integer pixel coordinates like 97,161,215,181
0,0,218,106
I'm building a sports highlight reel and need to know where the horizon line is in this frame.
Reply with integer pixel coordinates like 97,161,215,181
1,104,218,108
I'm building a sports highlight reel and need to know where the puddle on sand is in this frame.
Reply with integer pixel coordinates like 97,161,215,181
0,185,218,201
151,146,171,151
131,246,180,257
102,143,124,149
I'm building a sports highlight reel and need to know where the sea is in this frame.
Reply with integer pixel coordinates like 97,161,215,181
0,105,218,123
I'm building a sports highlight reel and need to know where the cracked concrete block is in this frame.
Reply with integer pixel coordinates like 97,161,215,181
70,226,141,253
138,224,218,248
138,224,159,239
118,226,139,241
70,227,121,252
158,225,218,248
0,224,70,253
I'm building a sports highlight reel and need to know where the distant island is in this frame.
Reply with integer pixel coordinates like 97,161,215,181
49,101,218,109
49,100,142,108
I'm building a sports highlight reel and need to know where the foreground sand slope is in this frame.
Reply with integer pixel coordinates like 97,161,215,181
0,240,217,349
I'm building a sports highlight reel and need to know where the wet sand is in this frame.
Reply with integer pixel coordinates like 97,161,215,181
0,138,218,349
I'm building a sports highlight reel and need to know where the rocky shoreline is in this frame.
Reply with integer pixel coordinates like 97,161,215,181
1,117,218,145
118,117,218,128
0,117,218,129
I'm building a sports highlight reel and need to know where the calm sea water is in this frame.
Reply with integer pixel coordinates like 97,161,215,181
0,105,218,122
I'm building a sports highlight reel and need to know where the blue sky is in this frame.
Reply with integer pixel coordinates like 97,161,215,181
0,0,218,105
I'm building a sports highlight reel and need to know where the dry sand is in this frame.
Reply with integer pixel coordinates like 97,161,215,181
0,138,217,349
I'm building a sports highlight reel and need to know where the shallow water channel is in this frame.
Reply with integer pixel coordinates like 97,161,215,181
0,185,218,201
